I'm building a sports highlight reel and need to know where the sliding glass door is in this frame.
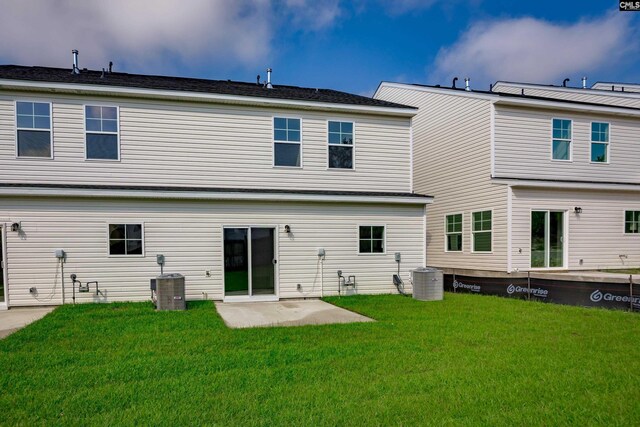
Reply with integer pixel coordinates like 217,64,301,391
531,211,565,268
224,227,276,297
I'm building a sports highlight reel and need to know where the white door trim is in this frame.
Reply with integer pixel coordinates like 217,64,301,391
1,224,8,310
222,225,279,302
529,210,568,270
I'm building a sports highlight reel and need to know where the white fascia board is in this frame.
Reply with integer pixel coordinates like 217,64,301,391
0,79,418,118
382,80,640,116
493,96,640,117
494,81,640,99
0,187,433,205
492,177,640,192
375,82,497,101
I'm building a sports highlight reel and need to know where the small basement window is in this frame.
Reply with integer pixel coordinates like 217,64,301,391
472,211,492,252
328,121,354,169
359,225,384,253
109,224,143,255
445,213,462,252
86,106,119,160
625,211,640,234
274,117,301,167
16,101,52,158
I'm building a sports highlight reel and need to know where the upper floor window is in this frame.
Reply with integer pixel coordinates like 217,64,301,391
16,101,51,158
328,121,354,169
625,211,640,234
359,225,384,253
85,106,119,160
109,223,143,256
472,210,492,252
591,122,609,163
273,117,301,167
445,213,462,252
551,119,571,161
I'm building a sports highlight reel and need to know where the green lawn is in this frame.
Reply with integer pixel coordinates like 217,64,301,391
1,294,639,425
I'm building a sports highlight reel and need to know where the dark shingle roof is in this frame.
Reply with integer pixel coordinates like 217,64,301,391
0,65,412,109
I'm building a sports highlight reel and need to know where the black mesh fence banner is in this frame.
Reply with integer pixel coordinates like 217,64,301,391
444,274,640,311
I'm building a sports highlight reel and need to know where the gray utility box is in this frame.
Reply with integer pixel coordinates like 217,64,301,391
155,273,186,310
412,267,444,301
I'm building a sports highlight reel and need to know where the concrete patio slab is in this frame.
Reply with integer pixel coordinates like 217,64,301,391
214,299,373,329
0,307,56,339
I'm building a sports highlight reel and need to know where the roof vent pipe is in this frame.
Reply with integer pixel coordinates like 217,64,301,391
72,49,80,74
452,77,458,89
266,68,273,89
464,77,470,91
582,76,587,89
562,78,570,87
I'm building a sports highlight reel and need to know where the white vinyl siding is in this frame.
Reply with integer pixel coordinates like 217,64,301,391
0,197,424,306
375,85,508,271
511,188,640,271
0,94,411,193
494,105,640,184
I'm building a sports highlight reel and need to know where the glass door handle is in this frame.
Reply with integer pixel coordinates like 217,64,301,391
273,259,277,264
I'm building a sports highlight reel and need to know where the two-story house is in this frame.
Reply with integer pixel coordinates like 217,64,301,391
375,81,640,275
0,61,431,308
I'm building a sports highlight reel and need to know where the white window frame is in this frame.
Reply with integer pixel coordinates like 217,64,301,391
327,120,356,170
357,224,386,255
550,118,572,162
84,104,121,162
528,209,568,270
14,100,53,159
471,210,493,253
624,210,640,235
444,212,463,252
590,121,610,164
272,116,303,168
106,222,145,257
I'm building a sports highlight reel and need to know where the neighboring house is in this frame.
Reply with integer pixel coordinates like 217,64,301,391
0,60,431,308
375,80,640,274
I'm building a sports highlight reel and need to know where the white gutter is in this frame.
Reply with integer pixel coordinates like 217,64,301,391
492,177,640,192
376,82,640,117
494,81,640,99
0,186,433,205
0,79,418,118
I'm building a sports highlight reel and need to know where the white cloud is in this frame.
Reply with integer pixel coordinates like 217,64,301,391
428,13,638,87
0,0,342,74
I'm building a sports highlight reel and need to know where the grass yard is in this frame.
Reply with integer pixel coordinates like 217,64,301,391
1,294,639,425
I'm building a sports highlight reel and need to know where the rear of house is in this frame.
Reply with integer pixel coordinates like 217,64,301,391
0,62,430,308
375,81,640,274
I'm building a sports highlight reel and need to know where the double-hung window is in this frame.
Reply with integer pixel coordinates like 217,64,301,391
445,214,462,252
86,106,119,160
472,210,492,252
16,101,52,158
591,122,609,163
552,119,571,161
625,211,640,234
108,224,143,256
274,117,301,167
328,121,354,169
359,226,384,254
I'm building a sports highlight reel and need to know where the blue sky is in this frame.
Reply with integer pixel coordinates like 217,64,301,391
0,1,638,95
